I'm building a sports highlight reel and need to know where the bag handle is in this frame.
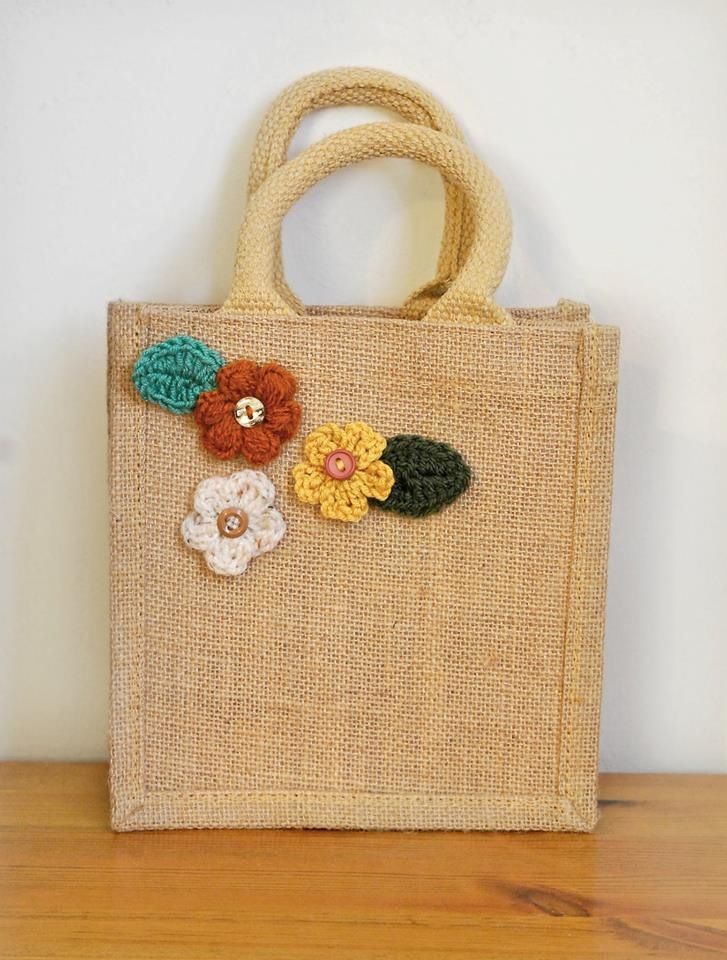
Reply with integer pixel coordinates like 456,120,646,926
248,67,475,312
223,122,511,325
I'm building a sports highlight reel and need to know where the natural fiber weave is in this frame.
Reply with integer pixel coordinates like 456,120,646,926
108,75,619,833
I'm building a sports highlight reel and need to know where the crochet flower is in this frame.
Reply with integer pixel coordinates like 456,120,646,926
194,359,301,465
293,422,395,522
181,470,286,576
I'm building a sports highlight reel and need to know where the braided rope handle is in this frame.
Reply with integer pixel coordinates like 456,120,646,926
248,67,475,313
224,122,511,325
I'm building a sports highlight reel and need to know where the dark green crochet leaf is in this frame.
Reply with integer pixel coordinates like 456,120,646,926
374,435,471,518
132,335,224,414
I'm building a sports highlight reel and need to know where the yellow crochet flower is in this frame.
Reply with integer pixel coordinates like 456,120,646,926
293,422,395,522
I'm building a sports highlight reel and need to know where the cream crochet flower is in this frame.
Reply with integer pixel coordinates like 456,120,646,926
181,470,286,576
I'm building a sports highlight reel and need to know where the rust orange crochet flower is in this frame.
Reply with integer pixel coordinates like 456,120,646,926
194,359,301,465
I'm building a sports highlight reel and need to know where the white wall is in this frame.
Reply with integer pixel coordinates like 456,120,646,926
1,0,725,771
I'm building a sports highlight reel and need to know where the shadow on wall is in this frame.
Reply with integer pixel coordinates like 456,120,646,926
600,357,726,772
5,326,109,758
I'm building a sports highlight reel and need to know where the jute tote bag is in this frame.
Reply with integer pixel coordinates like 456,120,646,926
109,96,619,834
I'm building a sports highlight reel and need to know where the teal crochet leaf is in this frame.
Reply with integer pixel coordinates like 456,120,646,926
373,435,471,518
132,336,224,414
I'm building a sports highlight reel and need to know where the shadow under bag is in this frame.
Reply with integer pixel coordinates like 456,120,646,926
108,68,618,831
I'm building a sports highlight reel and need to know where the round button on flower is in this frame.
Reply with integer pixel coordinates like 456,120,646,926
194,359,301,465
324,449,357,480
216,507,249,538
234,396,265,428
182,470,286,576
293,422,394,522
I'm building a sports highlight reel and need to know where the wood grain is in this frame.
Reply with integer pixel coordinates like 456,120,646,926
0,765,725,958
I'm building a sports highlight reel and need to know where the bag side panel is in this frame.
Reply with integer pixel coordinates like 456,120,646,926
559,324,619,828
108,302,148,829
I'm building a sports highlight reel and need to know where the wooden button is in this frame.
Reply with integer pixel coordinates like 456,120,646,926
325,449,356,480
234,396,265,428
217,508,249,538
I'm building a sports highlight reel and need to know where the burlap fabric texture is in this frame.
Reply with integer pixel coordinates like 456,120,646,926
109,69,618,832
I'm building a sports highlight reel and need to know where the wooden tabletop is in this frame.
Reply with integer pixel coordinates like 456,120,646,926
0,765,725,958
